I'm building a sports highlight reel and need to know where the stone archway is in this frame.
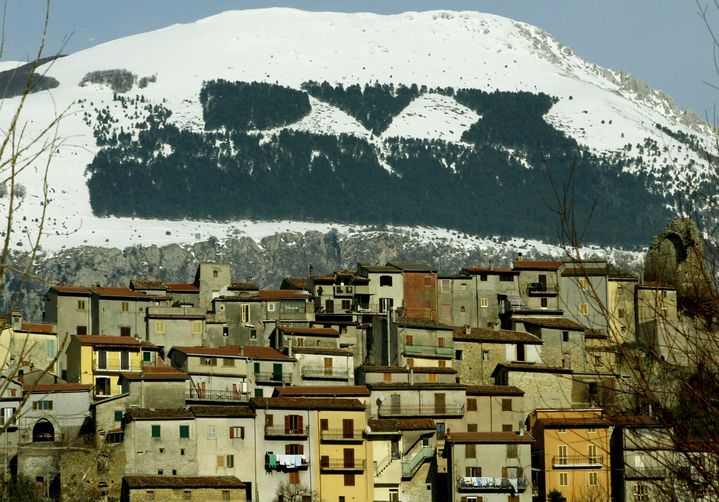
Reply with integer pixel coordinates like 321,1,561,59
32,419,54,442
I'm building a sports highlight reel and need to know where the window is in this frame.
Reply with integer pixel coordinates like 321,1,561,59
207,425,216,439
155,320,165,334
460,305,466,312
143,351,152,362
146,491,155,500
179,425,190,438
618,308,625,319
558,428,566,433
634,483,648,501
217,456,225,468
588,444,598,463
406,335,413,346
241,304,250,323
440,279,451,293
213,270,219,278
343,473,355,486
559,472,568,486
507,444,518,458
114,411,123,422
151,425,161,438
428,373,437,383
460,283,468,291
380,275,393,287
465,466,482,477
223,358,235,367
465,444,476,458
172,469,177,475
467,398,477,411
579,303,589,316
499,273,514,282
157,469,163,475
181,449,185,455
482,351,489,362
562,353,571,369
120,326,131,337
502,399,511,413
121,301,129,312
76,325,87,335
97,350,108,369
320,419,329,431
578,278,588,291
96,377,111,396
558,445,568,464
183,490,192,500
455,349,463,360
120,351,130,370
229,426,245,439
192,321,202,335
222,491,230,501
467,424,478,432
502,424,513,432
423,275,432,286
389,489,399,502
588,471,598,486
589,382,598,395
289,470,300,485
254,388,263,397
159,448,165,454
226,455,234,468
588,427,597,433
202,357,217,366
32,401,53,410
541,297,548,308
341,300,351,310
562,331,569,342
594,355,602,366
0,408,15,426
77,300,86,310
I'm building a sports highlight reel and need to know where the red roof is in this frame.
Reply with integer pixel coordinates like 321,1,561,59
73,335,143,347
165,283,199,292
278,326,340,337
50,285,92,295
512,260,563,271
275,385,370,397
121,365,188,381
91,287,153,299
171,345,293,361
462,267,518,275
446,431,534,444
513,317,587,331
18,323,55,334
25,383,92,394
259,290,312,301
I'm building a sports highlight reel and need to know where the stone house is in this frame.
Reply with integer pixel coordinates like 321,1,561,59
560,260,609,334
512,317,588,372
356,263,405,314
444,431,533,502
144,305,205,353
395,317,454,370
492,363,575,413
42,285,93,377
463,385,526,434
0,319,58,375
292,347,355,385
513,260,563,311
607,277,638,344
360,365,458,386
90,287,168,338
527,408,613,502
453,326,542,385
121,475,247,502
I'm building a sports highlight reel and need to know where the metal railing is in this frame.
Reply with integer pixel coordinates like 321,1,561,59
320,429,364,442
320,459,366,471
458,477,529,491
264,425,309,437
302,366,349,379
379,404,465,417
401,446,435,478
186,389,250,402
254,371,292,384
403,345,454,357
552,455,603,467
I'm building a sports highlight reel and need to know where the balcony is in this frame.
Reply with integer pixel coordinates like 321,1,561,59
320,429,364,443
379,404,465,418
624,466,667,479
526,283,558,296
401,446,435,479
185,389,250,402
458,477,529,492
403,345,454,358
302,366,350,380
265,452,309,471
552,455,603,468
254,371,292,385
320,459,366,472
264,425,309,438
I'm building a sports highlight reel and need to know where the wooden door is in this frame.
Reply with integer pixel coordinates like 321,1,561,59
438,337,445,347
434,393,446,414
323,357,333,376
343,448,355,468
342,419,353,439
273,363,283,381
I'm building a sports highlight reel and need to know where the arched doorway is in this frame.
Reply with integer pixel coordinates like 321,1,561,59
32,419,54,442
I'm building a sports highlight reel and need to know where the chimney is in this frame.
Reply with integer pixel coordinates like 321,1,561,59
518,421,525,436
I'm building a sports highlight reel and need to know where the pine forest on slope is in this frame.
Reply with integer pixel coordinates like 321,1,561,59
85,80,669,247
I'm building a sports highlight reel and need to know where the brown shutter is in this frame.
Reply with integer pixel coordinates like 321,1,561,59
343,419,353,439
406,335,414,346
343,448,354,468
285,415,291,434
298,415,303,433
285,444,291,455
320,455,329,468
229,427,234,439
298,444,304,455
266,414,273,427
320,418,328,431
502,466,508,478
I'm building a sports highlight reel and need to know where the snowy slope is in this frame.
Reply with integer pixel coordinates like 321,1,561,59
0,8,711,253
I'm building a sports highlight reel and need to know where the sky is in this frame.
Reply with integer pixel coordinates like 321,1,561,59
4,1,718,118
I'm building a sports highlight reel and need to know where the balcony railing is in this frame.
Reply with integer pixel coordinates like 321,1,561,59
526,283,558,295
552,455,603,468
254,372,292,384
379,404,465,418
264,425,309,438
624,466,667,479
320,429,364,442
320,459,366,472
302,367,350,380
401,446,435,478
185,389,250,402
458,477,529,492
403,345,454,358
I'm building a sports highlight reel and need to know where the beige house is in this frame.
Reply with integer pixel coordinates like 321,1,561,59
121,475,247,502
607,277,638,344
513,260,563,311
0,320,58,375
356,263,405,314
292,347,355,385
445,431,533,502
463,385,526,434
492,363,575,413
395,317,454,369
361,365,457,386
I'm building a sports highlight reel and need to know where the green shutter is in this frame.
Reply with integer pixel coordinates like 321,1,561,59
46,340,56,359
114,410,123,422
254,362,260,374
179,425,190,438
143,351,151,362
254,388,264,397
151,425,161,438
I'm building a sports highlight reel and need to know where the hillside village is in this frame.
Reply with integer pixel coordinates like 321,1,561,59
0,220,711,502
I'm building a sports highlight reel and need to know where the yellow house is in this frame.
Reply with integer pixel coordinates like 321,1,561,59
66,335,151,398
0,322,58,374
527,409,612,502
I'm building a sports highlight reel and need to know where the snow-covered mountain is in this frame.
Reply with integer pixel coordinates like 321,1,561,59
0,8,711,254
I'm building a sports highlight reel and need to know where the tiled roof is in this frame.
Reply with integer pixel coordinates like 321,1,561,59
368,418,436,432
127,408,194,420
120,366,188,381
278,326,340,337
461,267,518,275
189,405,255,418
395,317,453,331
446,431,534,444
357,264,401,273
91,287,154,299
362,365,456,374
171,345,293,361
387,262,437,272
18,323,55,334
512,260,563,271
129,280,166,290
454,327,542,344
281,276,308,290
532,416,611,429
465,385,525,396
275,386,370,397
50,285,92,295
492,363,573,375
165,283,199,292
368,382,466,390
250,397,365,411
24,383,92,394
609,414,661,428
123,476,245,489
291,347,352,356
228,281,259,291
513,317,588,331
73,335,143,348
584,329,608,339
259,290,312,301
